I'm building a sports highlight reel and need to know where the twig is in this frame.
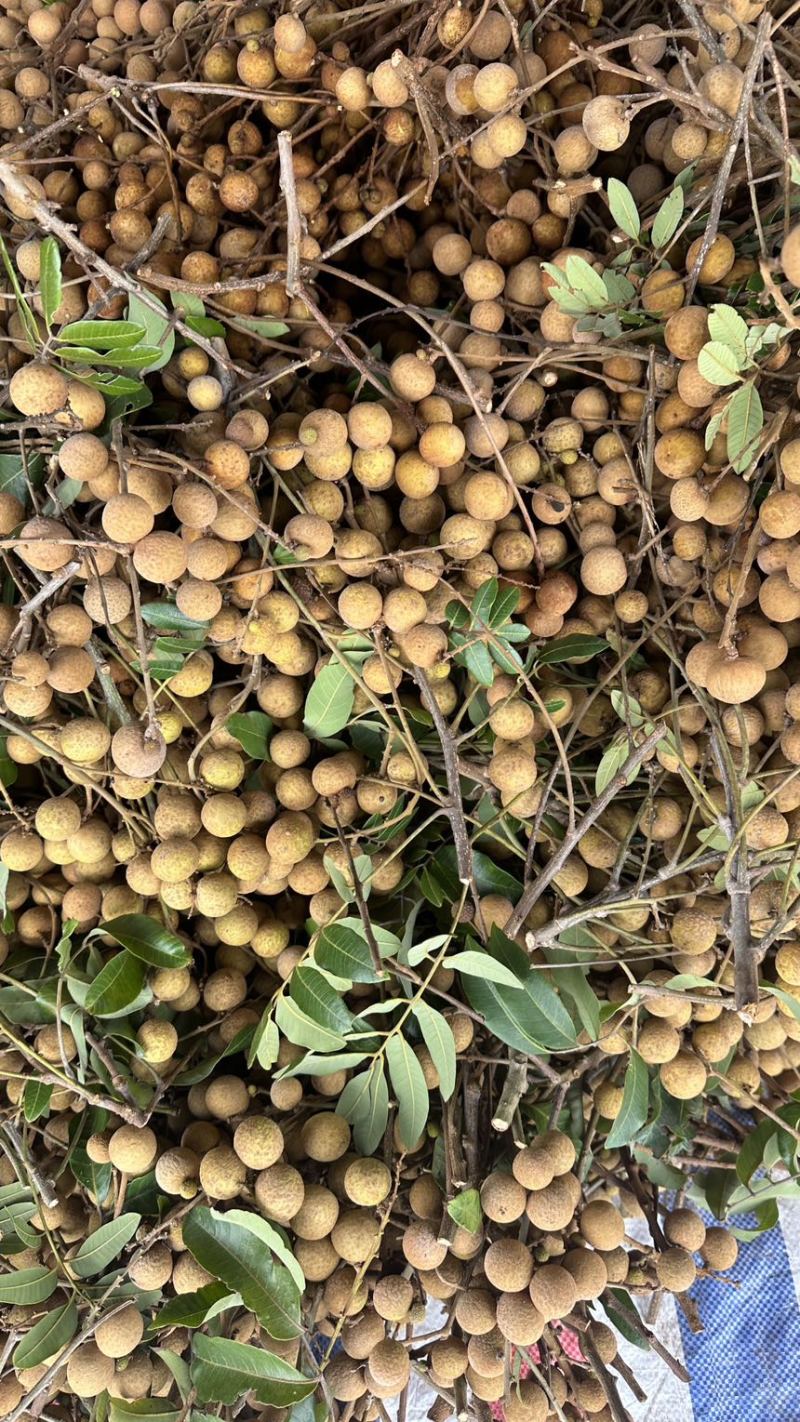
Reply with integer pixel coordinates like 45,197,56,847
506,723,667,937
9,560,80,644
581,1327,636,1422
491,1057,529,1131
277,130,301,297
685,12,772,301
411,667,475,898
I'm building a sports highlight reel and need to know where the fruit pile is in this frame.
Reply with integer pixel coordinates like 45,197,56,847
0,0,798,1419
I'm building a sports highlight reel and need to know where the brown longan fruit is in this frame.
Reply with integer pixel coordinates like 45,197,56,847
366,1339,410,1396
659,1050,708,1099
562,1247,608,1302
67,1343,115,1397
389,351,437,402
95,1304,145,1358
655,1246,697,1293
343,1157,391,1206
111,724,166,777
17,517,74,572
504,1380,549,1422
528,1263,578,1322
373,1274,414,1323
480,1171,527,1223
701,1226,738,1271
665,1208,706,1251
582,94,630,150
9,362,68,416
108,1124,157,1175
580,1199,625,1250
301,1112,351,1162
484,1238,534,1293
580,545,627,595
781,224,800,287
685,233,735,284
665,306,709,360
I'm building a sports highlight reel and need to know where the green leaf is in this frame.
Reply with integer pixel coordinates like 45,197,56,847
58,320,146,349
446,1188,482,1233
141,602,209,632
303,660,355,738
280,1051,367,1079
650,187,684,248
71,1212,141,1277
0,1266,58,1304
96,915,191,969
547,952,600,1040
39,237,62,328
0,735,18,789
385,1034,429,1150
607,179,641,240
606,1049,649,1147
109,1402,180,1422
126,293,175,372
735,1118,775,1186
84,951,146,1017
12,1299,77,1369
602,1289,650,1349
707,304,749,362
183,1208,301,1340
762,983,800,1024
226,711,272,759
337,1063,389,1154
0,450,45,507
443,949,527,990
315,922,379,983
290,965,354,1036
460,639,495,687
172,1026,254,1086
726,382,763,471
223,1209,305,1294
58,345,166,369
152,1281,234,1329
236,318,291,339
23,1079,52,1123
248,1013,279,1071
463,973,576,1054
534,634,607,665
565,254,612,308
412,1002,456,1100
697,341,742,386
595,735,640,794
275,994,347,1053
190,1334,316,1407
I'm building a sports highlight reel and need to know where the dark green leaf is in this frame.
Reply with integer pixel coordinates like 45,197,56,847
303,661,355,737
171,1026,254,1087
71,1212,141,1277
23,1080,52,1122
96,915,191,969
385,1034,429,1149
736,1119,775,1186
13,1300,77,1369
85,951,145,1017
183,1208,301,1340
412,1002,456,1100
535,635,608,665
606,1049,649,1147
223,1209,305,1293
602,1289,650,1349
0,978,57,1025
0,451,45,507
290,966,354,1036
227,712,272,760
315,922,379,983
463,973,576,1054
0,735,18,789
190,1334,316,1407
0,1266,58,1304
152,1282,235,1329
275,995,346,1053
